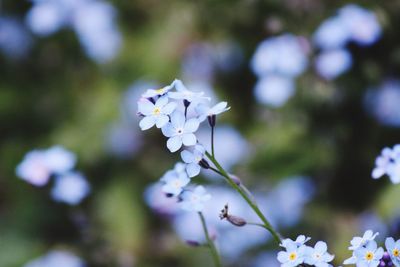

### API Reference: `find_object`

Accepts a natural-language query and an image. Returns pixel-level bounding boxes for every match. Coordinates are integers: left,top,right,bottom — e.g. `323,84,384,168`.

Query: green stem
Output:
205,151,282,245
198,212,223,267
211,126,215,157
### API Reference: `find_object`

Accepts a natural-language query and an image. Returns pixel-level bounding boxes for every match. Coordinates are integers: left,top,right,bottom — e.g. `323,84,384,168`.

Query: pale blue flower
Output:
281,235,311,249
168,79,210,102
254,75,295,107
313,16,351,50
353,240,384,267
385,237,400,266
51,172,90,205
314,49,352,80
181,145,206,177
349,230,379,250
16,146,76,186
195,102,231,122
338,4,381,46
251,34,308,78
277,241,307,267
180,185,211,212
364,80,400,128
143,182,180,216
161,169,190,197
304,241,334,267
0,16,32,59
24,250,85,267
372,146,398,181
142,82,175,98
161,111,200,152
106,121,142,158
138,96,177,130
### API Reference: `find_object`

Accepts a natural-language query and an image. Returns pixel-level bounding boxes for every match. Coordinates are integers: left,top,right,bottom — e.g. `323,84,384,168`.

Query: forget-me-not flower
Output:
168,79,209,103
352,240,384,267
304,241,335,267
277,240,307,267
253,75,295,107
180,185,211,212
195,102,231,122
385,237,400,266
138,96,177,130
142,81,175,98
161,111,200,152
314,49,352,80
181,145,206,178
349,230,379,250
51,172,90,205
161,169,190,197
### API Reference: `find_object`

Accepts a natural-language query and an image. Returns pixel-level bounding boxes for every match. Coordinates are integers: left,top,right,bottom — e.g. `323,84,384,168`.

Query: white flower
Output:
51,172,90,205
138,96,177,130
304,241,334,267
180,185,211,212
168,79,210,102
161,111,200,152
160,169,190,197
195,101,231,122
277,242,307,267
349,230,379,250
181,145,205,177
142,82,174,98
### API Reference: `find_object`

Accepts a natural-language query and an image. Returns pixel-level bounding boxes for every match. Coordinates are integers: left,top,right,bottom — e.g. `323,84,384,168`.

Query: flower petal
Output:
156,115,169,128
155,96,169,107
182,133,196,146
161,123,176,137
181,150,195,164
163,102,177,115
139,116,156,130
170,111,185,128
186,163,201,178
138,99,154,115
167,136,183,152
184,119,200,133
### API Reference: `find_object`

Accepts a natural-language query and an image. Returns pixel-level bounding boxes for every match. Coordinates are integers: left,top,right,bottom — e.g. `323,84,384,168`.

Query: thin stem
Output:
211,126,215,157
246,222,269,229
205,151,282,245
198,212,222,267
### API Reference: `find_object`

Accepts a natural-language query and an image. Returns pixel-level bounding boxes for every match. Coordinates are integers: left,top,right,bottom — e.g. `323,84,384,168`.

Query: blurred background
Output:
1,0,400,266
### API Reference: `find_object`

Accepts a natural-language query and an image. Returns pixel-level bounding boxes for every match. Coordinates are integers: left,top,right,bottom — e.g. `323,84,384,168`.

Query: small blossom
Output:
180,185,211,212
161,111,200,152
353,240,384,267
168,79,209,103
138,96,177,130
304,241,335,267
51,172,91,205
385,237,400,266
314,48,352,80
372,145,400,184
142,82,175,98
44,146,77,174
349,230,379,250
181,145,206,177
281,235,311,249
277,241,307,267
161,169,190,197
195,102,231,122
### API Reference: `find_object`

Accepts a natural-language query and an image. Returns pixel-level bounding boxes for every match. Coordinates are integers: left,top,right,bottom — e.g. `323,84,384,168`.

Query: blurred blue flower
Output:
364,80,400,127
16,146,76,186
51,172,90,205
105,121,142,158
180,185,211,212
313,17,351,50
314,49,352,80
160,167,190,197
262,177,315,228
0,16,32,59
339,4,382,46
251,34,308,78
143,182,180,216
181,144,206,178
26,0,122,63
254,75,295,107
24,250,85,267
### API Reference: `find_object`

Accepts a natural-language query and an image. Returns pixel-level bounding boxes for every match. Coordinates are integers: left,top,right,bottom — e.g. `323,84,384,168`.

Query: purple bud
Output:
383,252,391,262
183,99,191,108
208,115,216,127
227,215,247,227
380,260,386,267
199,159,210,169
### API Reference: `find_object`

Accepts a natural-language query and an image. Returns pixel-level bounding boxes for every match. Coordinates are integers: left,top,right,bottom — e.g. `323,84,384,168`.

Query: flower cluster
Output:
343,230,400,267
138,79,230,212
251,34,308,107
26,0,121,63
277,235,334,267
372,145,400,184
313,4,381,80
16,146,90,205
24,250,85,267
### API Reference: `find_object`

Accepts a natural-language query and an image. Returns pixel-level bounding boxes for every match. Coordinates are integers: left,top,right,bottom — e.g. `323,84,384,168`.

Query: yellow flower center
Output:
155,88,164,94
153,107,161,115
365,252,374,261
289,252,297,261
394,249,399,257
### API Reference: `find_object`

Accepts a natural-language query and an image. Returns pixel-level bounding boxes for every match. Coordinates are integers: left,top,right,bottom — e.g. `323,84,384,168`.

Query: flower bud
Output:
208,115,216,127
219,204,247,227
229,174,241,185
183,99,191,108
199,159,210,169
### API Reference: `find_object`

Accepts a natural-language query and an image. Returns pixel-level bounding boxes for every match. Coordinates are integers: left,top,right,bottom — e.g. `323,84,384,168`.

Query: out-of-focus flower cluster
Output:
313,4,381,80
137,79,230,212
0,16,32,59
251,34,309,107
16,146,90,205
372,144,400,184
24,250,85,267
26,0,122,63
